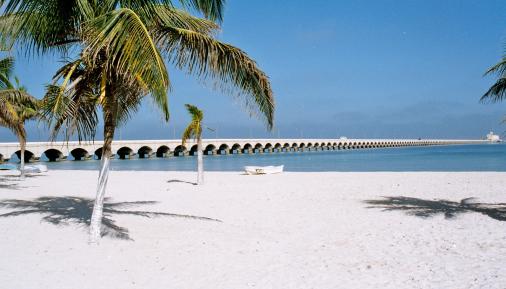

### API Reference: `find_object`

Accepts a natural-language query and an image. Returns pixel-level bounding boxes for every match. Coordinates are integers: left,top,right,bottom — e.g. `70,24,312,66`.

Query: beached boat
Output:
244,165,284,175
24,164,48,174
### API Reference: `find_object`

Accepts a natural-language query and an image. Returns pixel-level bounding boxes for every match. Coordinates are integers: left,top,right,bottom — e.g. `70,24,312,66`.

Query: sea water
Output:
41,144,506,172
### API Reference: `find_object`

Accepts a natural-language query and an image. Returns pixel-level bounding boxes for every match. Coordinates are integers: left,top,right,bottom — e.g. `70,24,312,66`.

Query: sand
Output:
0,170,505,289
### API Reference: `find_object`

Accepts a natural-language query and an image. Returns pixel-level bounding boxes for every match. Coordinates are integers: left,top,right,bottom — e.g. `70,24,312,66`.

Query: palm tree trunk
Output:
16,126,26,180
89,108,116,244
18,136,25,180
197,136,204,185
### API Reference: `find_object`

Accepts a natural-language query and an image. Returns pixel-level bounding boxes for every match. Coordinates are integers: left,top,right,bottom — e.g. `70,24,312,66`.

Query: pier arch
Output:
254,143,263,153
13,150,35,163
69,148,89,161
94,148,103,160
156,145,171,158
117,147,134,159
218,144,229,155
43,149,64,162
242,143,253,154
138,146,153,159
205,144,217,155
231,143,241,154
174,145,187,156
264,143,273,152
190,145,199,156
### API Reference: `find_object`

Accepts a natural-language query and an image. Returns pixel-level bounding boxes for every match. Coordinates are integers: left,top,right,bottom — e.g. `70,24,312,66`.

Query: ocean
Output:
39,143,506,172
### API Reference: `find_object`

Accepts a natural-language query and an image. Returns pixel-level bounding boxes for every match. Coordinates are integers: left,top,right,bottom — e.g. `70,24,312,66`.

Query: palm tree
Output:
0,1,274,243
182,104,204,184
0,56,39,178
482,56,506,103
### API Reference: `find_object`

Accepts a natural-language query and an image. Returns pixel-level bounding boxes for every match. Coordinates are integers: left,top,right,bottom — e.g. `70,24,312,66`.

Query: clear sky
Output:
2,0,506,141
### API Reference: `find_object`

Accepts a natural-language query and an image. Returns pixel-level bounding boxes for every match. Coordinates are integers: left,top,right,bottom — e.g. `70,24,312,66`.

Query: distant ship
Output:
486,131,502,142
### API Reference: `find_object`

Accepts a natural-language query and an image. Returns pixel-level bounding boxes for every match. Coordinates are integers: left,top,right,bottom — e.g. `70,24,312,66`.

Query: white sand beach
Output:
1,170,505,289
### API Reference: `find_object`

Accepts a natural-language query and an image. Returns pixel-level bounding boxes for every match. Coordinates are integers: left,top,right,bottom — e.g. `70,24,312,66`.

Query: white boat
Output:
24,164,48,174
244,165,284,175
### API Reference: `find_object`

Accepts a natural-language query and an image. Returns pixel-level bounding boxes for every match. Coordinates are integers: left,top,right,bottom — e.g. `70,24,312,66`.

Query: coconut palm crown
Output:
182,104,203,146
0,56,40,178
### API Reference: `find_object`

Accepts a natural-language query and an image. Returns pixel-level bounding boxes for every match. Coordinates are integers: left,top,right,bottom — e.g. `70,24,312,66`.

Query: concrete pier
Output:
0,138,489,162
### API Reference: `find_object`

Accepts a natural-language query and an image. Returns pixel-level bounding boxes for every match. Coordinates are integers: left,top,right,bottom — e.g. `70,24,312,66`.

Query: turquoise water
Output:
41,144,506,172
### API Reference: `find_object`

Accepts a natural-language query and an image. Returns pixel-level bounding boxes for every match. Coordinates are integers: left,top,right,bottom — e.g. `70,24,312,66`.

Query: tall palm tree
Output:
482,57,506,103
0,1,274,243
182,104,204,184
0,56,39,178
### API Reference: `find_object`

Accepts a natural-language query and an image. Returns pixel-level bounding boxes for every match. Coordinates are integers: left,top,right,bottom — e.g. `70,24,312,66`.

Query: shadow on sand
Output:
364,196,506,222
167,179,197,186
0,182,23,190
0,196,221,240
0,175,40,190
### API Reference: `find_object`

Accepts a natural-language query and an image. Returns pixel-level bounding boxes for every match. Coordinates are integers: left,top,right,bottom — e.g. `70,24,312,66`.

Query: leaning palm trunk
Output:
197,137,204,185
89,110,115,244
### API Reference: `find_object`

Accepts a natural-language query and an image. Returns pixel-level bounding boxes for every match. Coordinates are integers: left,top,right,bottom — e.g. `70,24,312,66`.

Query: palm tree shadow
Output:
0,196,221,240
167,179,197,186
0,177,30,190
0,175,41,189
0,183,23,190
364,196,506,222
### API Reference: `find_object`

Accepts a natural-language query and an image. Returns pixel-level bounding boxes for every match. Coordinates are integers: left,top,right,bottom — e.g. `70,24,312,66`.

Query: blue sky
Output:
2,0,506,141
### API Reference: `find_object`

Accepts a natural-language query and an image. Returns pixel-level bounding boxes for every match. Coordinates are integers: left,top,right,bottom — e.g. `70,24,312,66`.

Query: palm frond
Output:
178,0,225,22
185,103,203,121
0,0,90,54
82,8,170,121
0,89,39,141
43,59,100,142
0,94,22,132
181,123,196,146
0,56,14,77
182,103,202,145
147,6,219,34
482,54,506,103
484,58,506,77
0,56,14,89
43,84,99,142
0,89,39,109
156,27,274,128
481,77,506,103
